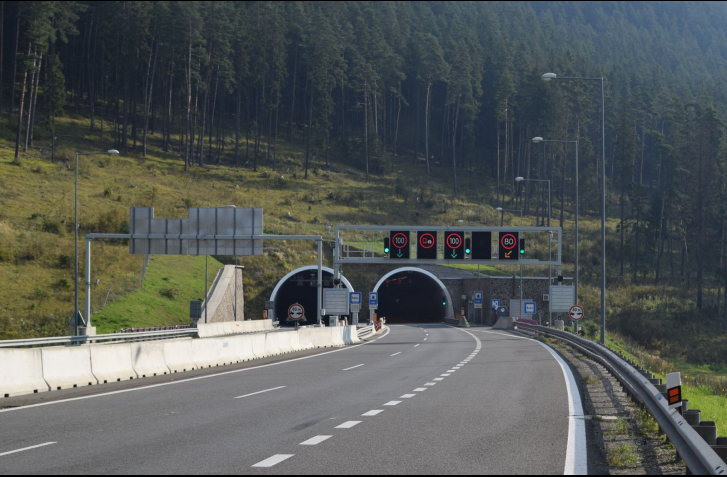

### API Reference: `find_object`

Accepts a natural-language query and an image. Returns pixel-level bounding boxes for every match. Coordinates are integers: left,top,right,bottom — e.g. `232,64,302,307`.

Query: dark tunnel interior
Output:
377,271,447,324
274,270,342,326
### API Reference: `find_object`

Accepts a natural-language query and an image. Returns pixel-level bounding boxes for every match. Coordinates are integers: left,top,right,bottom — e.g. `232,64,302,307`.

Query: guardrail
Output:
357,325,375,339
516,324,727,475
0,329,198,348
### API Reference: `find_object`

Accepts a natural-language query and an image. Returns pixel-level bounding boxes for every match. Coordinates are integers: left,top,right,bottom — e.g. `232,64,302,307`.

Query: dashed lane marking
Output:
424,382,436,386
342,364,364,371
252,454,295,468
400,394,416,399
362,410,384,417
390,352,402,357
413,388,427,392
433,378,444,381
384,401,401,406
235,386,286,399
0,442,56,457
300,436,332,446
335,421,361,429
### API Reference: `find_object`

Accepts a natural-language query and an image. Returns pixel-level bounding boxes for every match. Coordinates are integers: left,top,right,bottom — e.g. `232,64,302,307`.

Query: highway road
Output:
0,324,586,474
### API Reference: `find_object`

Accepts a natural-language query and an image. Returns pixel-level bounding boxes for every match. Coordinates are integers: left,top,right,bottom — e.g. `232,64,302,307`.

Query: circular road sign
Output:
446,233,462,248
288,303,305,321
569,305,584,322
500,233,517,250
419,233,435,249
392,233,409,249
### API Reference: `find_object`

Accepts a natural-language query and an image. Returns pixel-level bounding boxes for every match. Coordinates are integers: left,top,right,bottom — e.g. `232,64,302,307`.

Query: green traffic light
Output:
520,249,525,254
465,248,471,254
384,247,390,253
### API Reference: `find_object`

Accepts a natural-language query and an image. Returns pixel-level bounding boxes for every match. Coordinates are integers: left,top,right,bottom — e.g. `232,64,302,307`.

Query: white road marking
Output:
0,442,56,457
424,382,436,386
390,352,402,357
413,388,427,392
461,328,588,475
384,401,401,406
400,394,416,398
433,378,444,381
0,327,393,415
447,369,457,373
440,373,451,377
362,410,384,417
413,344,420,348
234,386,286,399
300,436,332,446
453,366,461,369
423,338,427,341
343,364,364,371
252,454,295,468
336,421,361,429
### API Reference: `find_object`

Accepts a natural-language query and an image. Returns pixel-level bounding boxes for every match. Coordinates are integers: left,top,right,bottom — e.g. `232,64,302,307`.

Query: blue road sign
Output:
490,299,500,309
369,292,379,307
474,291,484,305
350,292,362,305
524,302,537,314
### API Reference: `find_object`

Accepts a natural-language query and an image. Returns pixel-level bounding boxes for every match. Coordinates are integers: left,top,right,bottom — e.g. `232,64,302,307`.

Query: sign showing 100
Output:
390,231,411,259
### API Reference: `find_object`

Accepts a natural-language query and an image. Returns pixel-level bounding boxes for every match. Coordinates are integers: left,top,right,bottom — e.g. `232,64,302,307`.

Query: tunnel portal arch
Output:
373,267,455,323
270,266,354,325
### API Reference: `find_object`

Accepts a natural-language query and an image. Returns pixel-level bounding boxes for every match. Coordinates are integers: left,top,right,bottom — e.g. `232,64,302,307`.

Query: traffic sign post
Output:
524,302,537,315
350,292,362,324
666,372,683,411
368,292,379,325
445,232,465,260
390,231,410,259
474,291,483,308
569,305,584,322
417,231,437,259
490,299,500,309
288,303,305,323
498,232,519,261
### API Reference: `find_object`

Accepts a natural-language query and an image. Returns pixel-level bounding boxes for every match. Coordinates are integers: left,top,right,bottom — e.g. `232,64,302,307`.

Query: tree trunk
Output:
207,70,219,164
452,95,461,198
27,52,42,149
185,26,193,171
304,76,313,179
424,79,431,175
364,83,369,181
655,191,666,285
288,47,297,142
143,39,157,157
393,95,401,171
14,43,31,162
0,2,5,115
9,10,18,115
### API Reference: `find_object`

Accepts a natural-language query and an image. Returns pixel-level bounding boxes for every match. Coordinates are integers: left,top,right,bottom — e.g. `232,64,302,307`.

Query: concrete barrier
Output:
192,338,239,368
131,342,170,378
298,329,314,350
264,332,282,356
163,339,198,373
344,326,361,345
263,319,274,331
288,331,302,352
0,348,49,397
554,320,565,330
90,343,137,384
312,328,333,348
493,317,514,330
231,335,255,362
277,332,293,354
42,346,98,390
251,334,267,358
253,320,264,332
331,327,346,347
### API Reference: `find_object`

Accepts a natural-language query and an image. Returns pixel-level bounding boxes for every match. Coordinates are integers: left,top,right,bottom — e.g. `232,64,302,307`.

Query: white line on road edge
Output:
342,364,364,371
470,329,588,475
300,436,332,446
335,421,361,429
362,410,384,417
252,454,295,468
0,327,392,415
234,386,286,399
390,352,402,356
0,442,56,457
384,401,401,406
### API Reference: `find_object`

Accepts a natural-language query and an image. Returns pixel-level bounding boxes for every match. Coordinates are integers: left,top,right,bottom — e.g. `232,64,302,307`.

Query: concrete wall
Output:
199,265,244,324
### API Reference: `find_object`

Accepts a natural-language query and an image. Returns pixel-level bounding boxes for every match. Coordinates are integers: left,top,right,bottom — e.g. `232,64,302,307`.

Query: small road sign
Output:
369,292,379,309
524,302,537,314
666,372,683,409
569,305,584,321
474,291,483,304
490,299,500,309
288,303,305,321
350,292,362,305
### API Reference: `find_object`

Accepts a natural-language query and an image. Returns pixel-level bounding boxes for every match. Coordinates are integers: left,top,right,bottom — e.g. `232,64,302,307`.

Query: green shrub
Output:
42,218,62,235
0,248,12,262
159,287,178,300
57,254,72,269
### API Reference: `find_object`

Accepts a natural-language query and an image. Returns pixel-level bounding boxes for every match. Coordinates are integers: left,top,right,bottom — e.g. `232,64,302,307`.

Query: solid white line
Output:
362,410,384,417
252,454,295,468
300,436,332,446
234,386,286,399
390,352,402,357
384,401,401,406
335,421,361,429
468,329,588,475
343,364,364,371
0,442,56,457
400,394,416,398
0,327,393,415
413,388,427,392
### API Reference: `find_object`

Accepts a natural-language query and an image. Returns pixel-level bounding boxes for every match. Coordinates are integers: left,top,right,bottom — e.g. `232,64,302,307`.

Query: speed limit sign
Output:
569,305,584,322
288,303,305,321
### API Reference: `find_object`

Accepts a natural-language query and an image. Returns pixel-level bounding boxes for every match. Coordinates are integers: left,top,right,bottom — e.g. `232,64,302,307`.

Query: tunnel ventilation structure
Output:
270,266,354,326
373,267,454,324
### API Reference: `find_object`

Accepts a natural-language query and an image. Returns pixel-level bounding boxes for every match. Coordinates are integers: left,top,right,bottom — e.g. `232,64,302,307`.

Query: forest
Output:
4,0,727,329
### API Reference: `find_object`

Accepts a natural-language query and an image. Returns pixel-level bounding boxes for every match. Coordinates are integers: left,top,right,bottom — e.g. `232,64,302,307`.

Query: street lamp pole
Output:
74,149,119,336
543,73,606,344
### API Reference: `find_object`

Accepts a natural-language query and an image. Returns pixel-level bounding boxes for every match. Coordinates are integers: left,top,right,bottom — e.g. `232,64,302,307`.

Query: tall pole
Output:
74,153,80,336
205,255,208,324
317,239,323,326
600,79,606,345
574,140,579,334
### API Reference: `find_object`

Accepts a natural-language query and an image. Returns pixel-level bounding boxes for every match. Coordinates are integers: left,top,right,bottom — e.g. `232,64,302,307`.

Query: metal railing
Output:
0,329,198,348
357,325,375,338
517,324,727,475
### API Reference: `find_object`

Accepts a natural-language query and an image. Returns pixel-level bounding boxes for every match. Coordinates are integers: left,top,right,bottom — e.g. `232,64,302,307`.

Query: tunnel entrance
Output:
375,268,453,324
270,266,354,327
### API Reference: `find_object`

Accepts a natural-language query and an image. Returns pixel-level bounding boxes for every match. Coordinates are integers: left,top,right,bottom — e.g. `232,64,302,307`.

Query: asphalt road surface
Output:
0,325,586,475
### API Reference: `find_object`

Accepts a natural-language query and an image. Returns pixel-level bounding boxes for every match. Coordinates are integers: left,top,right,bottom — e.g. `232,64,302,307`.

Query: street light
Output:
533,136,580,334
515,176,550,227
542,72,607,345
496,207,523,226
73,149,119,336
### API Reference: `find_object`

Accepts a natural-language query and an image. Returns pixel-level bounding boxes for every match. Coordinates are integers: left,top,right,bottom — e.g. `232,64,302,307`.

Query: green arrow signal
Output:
451,252,458,259
397,250,404,258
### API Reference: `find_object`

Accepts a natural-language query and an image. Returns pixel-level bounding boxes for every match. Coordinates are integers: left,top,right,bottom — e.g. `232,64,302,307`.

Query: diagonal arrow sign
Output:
505,251,512,258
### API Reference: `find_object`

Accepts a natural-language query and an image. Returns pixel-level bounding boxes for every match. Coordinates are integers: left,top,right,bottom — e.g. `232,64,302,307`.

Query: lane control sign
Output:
569,305,585,321
390,231,410,259
499,232,519,261
288,303,305,322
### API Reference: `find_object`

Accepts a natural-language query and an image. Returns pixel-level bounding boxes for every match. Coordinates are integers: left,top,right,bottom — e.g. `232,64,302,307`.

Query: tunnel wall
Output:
269,266,354,322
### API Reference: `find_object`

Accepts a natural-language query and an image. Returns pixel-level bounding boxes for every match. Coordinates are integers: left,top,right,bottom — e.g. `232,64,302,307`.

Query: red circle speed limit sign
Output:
500,233,517,250
569,305,584,321
446,233,462,248
288,303,305,321
392,233,409,249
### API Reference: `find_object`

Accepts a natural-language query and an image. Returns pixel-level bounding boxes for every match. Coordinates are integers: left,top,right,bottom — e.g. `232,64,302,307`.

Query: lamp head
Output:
107,149,120,154
496,207,503,211
532,137,543,143
515,177,524,182
542,73,557,81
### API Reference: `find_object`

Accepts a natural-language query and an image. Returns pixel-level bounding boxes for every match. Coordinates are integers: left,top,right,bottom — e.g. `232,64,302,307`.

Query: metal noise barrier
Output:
0,329,198,349
517,324,727,476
